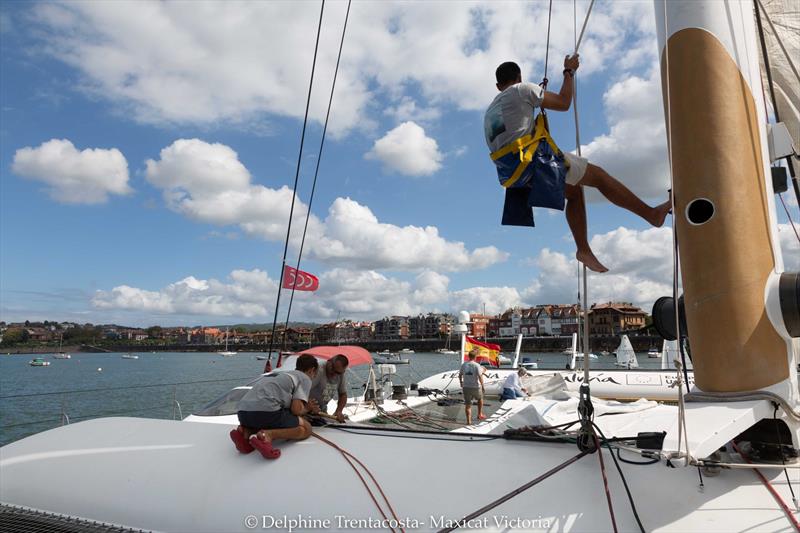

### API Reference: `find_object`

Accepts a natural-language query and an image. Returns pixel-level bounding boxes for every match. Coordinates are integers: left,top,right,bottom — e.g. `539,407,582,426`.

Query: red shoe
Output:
229,429,254,454
250,435,281,460
478,414,487,420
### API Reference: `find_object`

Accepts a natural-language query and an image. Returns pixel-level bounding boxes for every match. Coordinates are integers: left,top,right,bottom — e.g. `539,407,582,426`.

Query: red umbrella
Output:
296,345,373,366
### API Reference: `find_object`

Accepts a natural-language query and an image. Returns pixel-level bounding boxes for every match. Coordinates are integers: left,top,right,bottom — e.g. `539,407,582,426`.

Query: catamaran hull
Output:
0,417,795,532
417,368,694,401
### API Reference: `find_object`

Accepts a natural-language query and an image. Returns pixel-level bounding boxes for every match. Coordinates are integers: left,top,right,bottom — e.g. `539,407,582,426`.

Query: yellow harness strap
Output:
490,114,563,189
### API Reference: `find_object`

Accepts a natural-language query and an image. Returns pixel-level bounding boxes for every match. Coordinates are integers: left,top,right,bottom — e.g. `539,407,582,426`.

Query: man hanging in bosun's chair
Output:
484,55,671,273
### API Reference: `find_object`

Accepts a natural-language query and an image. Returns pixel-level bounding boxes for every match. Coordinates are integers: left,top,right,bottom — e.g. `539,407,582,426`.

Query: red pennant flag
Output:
282,266,319,291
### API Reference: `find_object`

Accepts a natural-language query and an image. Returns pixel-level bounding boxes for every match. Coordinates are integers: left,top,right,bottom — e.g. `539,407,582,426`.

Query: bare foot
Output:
576,249,609,273
648,192,673,227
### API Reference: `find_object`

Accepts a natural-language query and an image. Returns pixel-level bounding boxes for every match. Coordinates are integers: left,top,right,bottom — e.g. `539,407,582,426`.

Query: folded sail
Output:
757,0,799,174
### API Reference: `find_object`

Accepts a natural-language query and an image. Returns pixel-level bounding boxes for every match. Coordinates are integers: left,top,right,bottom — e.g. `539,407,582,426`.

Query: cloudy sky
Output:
1,0,797,327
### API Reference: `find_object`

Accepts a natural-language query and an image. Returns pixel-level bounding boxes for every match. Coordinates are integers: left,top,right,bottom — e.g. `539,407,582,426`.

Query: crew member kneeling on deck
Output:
229,354,320,459
500,368,529,400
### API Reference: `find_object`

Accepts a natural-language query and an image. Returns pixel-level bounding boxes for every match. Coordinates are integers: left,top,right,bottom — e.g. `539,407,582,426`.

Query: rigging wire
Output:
541,0,553,89
731,440,800,530
592,422,646,533
281,0,353,352
266,0,326,366
661,0,692,467
594,434,619,533
779,193,800,246
772,404,799,509
569,0,596,455
0,375,260,400
436,449,592,533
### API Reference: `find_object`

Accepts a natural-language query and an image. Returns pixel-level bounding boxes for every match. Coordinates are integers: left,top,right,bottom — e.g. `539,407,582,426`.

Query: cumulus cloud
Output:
26,1,657,135
93,267,452,320
93,269,278,318
522,227,676,312
145,138,507,272
314,197,507,270
12,139,132,204
365,122,443,176
449,287,523,316
581,70,670,202
779,223,800,269
384,97,442,124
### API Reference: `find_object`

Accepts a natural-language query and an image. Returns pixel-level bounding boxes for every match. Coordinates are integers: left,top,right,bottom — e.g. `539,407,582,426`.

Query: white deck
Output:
1,416,798,532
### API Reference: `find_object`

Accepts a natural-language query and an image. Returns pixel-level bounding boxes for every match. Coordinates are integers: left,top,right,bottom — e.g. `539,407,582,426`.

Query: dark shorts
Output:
237,409,299,430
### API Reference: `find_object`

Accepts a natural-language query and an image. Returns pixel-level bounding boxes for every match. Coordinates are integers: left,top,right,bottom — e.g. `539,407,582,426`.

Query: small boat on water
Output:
52,334,71,359
29,357,50,367
434,348,458,355
121,353,139,360
373,354,410,365
614,335,639,369
255,355,267,360
647,346,660,358
376,349,395,356
398,348,414,354
216,328,237,357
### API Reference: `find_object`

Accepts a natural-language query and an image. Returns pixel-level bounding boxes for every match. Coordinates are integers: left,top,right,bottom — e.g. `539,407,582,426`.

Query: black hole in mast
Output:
686,198,715,225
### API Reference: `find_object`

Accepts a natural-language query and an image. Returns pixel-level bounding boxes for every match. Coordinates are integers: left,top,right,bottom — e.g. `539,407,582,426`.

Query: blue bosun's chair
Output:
490,113,569,227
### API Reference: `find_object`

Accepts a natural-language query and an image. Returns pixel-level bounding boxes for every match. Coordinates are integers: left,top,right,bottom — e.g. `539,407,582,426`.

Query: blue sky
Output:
1,0,797,328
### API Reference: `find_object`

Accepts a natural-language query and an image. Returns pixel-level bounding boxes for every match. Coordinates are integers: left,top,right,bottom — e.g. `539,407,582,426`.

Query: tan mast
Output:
656,1,797,394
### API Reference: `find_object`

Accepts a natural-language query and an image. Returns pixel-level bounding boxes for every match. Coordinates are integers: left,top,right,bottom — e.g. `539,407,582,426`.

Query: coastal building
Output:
588,302,648,335
552,305,580,335
496,309,522,337
189,327,221,344
25,327,54,342
408,313,453,338
352,322,374,341
373,316,409,339
467,313,490,338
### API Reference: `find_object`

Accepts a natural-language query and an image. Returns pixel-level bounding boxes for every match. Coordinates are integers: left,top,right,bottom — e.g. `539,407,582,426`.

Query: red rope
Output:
731,441,800,531
594,435,619,533
311,432,405,533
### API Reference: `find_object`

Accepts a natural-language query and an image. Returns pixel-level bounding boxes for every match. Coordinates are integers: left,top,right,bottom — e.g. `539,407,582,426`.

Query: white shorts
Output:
564,152,589,186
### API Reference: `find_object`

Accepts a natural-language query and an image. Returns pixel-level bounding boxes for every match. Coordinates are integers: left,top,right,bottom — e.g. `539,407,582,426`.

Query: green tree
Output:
1,328,29,347
146,326,163,339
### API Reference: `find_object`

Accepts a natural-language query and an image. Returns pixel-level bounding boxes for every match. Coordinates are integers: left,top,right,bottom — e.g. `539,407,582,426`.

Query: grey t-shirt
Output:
460,361,484,389
237,370,311,412
309,363,347,408
484,82,545,152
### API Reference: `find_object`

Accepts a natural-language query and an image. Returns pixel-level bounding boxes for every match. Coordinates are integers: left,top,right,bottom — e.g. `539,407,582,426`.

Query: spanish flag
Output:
464,336,501,368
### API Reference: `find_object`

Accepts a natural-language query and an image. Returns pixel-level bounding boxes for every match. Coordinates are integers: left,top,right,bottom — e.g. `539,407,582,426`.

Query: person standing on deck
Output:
459,349,487,424
308,354,349,423
484,57,672,272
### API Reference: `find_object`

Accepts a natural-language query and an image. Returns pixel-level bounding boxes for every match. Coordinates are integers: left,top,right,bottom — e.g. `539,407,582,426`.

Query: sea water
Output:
0,350,663,446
